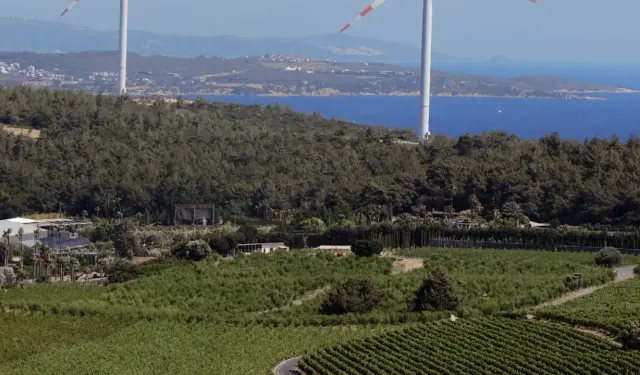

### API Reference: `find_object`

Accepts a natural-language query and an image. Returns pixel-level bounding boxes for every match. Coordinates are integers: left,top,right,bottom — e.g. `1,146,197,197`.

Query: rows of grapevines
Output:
540,277,640,332
0,315,400,375
299,318,640,375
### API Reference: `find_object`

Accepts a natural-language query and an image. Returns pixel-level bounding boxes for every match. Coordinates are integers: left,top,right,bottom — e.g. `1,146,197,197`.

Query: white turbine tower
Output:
339,0,537,140
60,0,129,95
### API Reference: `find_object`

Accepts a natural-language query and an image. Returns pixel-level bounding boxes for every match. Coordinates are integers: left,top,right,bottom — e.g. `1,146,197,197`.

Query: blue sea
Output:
195,62,640,140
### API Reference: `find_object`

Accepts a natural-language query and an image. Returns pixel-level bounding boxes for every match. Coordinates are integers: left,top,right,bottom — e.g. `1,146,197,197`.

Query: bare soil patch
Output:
2,125,41,139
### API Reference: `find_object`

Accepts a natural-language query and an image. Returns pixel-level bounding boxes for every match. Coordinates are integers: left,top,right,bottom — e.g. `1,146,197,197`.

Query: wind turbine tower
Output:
339,0,537,141
118,0,129,94
419,0,433,141
60,0,129,94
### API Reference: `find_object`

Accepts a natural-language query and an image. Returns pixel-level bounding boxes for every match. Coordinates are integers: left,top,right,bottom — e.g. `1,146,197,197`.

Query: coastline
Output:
137,91,611,101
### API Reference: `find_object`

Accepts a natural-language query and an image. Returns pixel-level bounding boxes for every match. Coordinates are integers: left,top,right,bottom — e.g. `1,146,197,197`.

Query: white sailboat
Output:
498,100,502,113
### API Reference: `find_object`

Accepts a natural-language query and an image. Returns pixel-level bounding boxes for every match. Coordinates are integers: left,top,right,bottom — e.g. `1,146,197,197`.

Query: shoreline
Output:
136,92,617,101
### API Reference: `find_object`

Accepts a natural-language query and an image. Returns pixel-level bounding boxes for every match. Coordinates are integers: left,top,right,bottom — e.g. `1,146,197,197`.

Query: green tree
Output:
412,268,461,312
351,240,383,257
113,220,140,259
174,240,212,261
320,278,381,315
594,247,623,268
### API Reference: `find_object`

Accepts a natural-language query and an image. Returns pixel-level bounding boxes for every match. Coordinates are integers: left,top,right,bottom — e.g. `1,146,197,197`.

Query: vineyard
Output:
299,318,640,375
1,247,638,374
0,315,399,375
0,248,619,323
540,277,640,332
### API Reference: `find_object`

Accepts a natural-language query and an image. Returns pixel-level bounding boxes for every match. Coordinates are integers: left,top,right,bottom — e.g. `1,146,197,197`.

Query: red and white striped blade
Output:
60,0,80,17
339,0,537,33
339,0,387,33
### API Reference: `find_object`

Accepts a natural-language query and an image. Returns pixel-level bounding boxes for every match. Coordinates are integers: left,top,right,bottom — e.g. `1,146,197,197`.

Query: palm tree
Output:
502,201,525,227
1,230,9,267
33,228,40,279
17,227,24,272
55,256,69,282
69,252,80,282
40,245,53,282
3,228,12,267
394,213,418,232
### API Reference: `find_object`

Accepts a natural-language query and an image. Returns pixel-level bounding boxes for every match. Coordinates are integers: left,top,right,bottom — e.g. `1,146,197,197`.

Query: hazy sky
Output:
4,0,640,62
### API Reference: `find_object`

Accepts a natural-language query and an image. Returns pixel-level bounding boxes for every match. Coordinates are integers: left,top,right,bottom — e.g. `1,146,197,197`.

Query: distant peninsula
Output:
0,51,631,100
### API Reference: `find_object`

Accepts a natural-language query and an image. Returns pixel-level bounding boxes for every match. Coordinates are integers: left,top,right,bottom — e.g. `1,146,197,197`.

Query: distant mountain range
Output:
0,17,469,63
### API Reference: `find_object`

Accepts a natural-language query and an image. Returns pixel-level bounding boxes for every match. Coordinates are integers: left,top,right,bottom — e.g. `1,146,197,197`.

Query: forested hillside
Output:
0,86,638,225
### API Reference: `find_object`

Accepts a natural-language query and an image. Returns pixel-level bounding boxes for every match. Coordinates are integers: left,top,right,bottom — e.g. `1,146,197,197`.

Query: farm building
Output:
0,217,49,244
236,242,289,254
0,217,91,252
174,204,216,225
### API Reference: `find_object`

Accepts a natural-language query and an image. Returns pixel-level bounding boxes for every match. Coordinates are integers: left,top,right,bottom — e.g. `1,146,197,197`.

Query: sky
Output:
3,0,640,62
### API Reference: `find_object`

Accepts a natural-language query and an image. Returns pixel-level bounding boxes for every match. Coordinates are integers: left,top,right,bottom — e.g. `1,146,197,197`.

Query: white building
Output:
0,218,48,244
236,242,289,254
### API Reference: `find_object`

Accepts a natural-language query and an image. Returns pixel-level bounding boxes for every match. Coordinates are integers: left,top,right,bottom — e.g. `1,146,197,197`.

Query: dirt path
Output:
535,265,636,309
258,286,330,315
290,286,331,307
381,252,424,274
574,327,620,344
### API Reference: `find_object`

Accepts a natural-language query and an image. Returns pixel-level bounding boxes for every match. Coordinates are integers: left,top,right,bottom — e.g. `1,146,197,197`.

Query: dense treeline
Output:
0,86,639,226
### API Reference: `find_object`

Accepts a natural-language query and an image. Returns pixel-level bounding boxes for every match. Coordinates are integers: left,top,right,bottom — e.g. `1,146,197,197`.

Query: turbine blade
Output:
339,0,387,32
60,0,80,17
340,23,352,33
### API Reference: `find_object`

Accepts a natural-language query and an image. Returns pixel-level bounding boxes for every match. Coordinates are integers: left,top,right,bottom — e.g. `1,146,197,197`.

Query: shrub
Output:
594,247,623,268
89,221,115,243
237,225,260,243
298,217,326,233
564,275,582,291
207,233,236,256
634,266,640,275
619,324,640,350
174,240,212,261
351,240,383,257
412,268,461,312
105,259,142,284
0,266,16,288
141,232,164,248
320,278,381,315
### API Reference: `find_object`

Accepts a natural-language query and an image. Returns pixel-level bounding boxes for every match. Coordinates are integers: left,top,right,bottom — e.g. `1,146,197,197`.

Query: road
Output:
273,357,301,375
535,265,636,309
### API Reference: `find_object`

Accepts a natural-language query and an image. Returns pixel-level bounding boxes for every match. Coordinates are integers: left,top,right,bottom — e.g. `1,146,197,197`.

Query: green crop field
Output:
0,248,617,323
1,247,637,374
540,277,640,332
0,315,399,375
299,318,640,375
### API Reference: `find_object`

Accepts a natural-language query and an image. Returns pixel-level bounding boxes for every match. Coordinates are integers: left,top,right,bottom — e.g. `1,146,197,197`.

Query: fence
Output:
258,227,640,254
